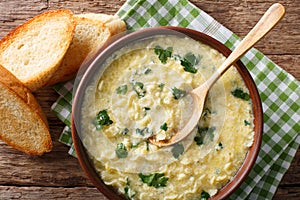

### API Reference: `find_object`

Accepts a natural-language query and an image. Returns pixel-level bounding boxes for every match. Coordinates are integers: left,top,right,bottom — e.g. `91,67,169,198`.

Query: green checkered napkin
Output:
51,0,300,199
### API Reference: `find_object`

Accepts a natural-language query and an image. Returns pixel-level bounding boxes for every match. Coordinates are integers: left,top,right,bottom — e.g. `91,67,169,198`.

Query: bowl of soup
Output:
71,26,263,200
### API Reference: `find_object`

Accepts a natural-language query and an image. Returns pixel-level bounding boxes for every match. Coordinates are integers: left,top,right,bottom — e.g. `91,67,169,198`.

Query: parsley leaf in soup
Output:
116,84,128,95
231,88,250,101
145,141,150,151
215,142,224,151
194,126,216,146
202,107,212,119
136,128,144,136
143,107,151,113
158,83,165,91
160,122,168,131
94,110,113,130
143,107,150,116
185,52,200,65
124,186,135,199
144,68,152,74
154,46,173,64
115,143,128,158
172,87,187,100
132,82,146,98
171,143,184,159
121,128,129,135
124,178,136,199
139,173,169,188
143,107,151,111
124,181,135,199
136,127,152,137
180,52,200,73
200,191,211,200
244,119,251,126
194,136,204,146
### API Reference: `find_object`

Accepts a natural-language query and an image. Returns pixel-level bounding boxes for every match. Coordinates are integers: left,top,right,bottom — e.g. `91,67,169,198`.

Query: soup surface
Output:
80,35,254,199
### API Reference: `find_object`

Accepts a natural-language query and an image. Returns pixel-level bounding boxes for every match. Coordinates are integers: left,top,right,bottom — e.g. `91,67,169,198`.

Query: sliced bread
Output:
0,64,52,155
77,13,127,35
0,9,76,91
46,14,126,86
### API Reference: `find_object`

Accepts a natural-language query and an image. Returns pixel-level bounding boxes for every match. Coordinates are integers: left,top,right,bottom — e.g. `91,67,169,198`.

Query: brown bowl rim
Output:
71,26,263,200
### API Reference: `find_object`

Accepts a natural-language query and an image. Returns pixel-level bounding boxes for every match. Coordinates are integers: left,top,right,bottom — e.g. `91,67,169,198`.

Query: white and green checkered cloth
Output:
51,0,300,199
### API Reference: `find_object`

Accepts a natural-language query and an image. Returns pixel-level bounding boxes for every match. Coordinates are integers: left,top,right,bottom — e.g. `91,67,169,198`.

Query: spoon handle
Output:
205,3,285,89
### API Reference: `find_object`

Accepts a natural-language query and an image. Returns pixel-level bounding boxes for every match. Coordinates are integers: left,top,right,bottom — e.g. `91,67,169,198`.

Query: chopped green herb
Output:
185,52,200,65
131,142,140,149
143,107,151,111
136,127,152,136
200,191,211,200
215,142,224,151
121,128,129,135
139,173,169,188
202,107,212,120
116,84,128,95
154,46,173,64
124,187,130,198
231,88,250,101
115,143,128,158
124,178,136,199
194,136,204,146
171,143,184,159
158,83,165,91
180,53,200,73
181,59,197,73
132,82,146,98
126,177,130,185
144,68,152,74
136,128,144,136
146,141,150,151
172,87,187,99
244,119,251,126
143,107,151,116
94,110,113,130
194,126,216,146
160,122,168,131
218,142,223,148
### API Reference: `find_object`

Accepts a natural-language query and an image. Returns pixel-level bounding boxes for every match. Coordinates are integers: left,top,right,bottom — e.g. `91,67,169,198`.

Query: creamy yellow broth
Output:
80,35,254,199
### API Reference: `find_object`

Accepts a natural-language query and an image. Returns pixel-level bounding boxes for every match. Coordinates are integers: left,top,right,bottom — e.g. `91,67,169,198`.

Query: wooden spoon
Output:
149,3,285,147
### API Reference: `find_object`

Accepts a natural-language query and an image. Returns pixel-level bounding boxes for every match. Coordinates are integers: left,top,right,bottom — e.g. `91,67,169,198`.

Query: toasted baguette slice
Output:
77,13,127,35
46,14,126,86
0,9,76,91
0,65,52,155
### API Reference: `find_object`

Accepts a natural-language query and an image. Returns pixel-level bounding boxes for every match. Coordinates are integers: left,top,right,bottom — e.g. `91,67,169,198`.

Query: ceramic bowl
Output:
71,26,263,200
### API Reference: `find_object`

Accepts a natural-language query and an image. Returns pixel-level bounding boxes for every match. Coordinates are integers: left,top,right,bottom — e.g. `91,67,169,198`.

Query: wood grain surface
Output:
0,0,299,199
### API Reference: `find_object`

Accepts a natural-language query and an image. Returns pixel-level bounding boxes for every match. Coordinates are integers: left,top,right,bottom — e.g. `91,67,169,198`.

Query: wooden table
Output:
0,0,299,199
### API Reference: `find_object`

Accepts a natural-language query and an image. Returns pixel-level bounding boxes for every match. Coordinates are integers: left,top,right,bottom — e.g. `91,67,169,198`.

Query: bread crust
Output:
46,14,126,86
46,16,108,85
0,65,48,126
77,13,127,35
0,65,52,155
0,9,76,91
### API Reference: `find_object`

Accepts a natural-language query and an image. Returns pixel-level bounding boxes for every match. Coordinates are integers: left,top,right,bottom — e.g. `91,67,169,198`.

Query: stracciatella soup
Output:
80,35,254,200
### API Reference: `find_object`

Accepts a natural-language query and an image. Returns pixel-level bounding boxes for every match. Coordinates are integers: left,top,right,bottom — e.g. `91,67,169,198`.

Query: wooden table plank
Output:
0,186,107,200
0,0,299,199
190,0,300,55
